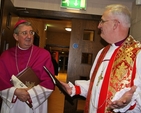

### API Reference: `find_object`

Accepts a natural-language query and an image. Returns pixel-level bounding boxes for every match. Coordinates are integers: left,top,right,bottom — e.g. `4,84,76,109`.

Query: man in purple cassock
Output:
0,19,55,113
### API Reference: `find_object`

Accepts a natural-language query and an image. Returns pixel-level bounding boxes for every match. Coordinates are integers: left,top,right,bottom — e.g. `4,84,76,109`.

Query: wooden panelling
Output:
0,0,18,54
0,0,18,109
67,19,104,82
64,19,106,113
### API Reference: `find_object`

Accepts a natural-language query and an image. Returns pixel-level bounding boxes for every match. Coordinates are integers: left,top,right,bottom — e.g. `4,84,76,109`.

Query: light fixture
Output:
65,28,71,31
44,24,48,31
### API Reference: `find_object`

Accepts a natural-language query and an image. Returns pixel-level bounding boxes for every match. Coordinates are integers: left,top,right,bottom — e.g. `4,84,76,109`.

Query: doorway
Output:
58,54,68,73
45,19,71,73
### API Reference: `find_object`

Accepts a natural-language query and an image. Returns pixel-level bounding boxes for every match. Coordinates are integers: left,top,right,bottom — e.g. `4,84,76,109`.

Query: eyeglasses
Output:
18,31,35,36
99,19,120,24
99,19,109,24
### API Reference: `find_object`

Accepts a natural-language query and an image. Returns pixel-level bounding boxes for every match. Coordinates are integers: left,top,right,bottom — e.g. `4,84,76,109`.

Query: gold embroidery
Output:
25,81,35,88
104,36,141,113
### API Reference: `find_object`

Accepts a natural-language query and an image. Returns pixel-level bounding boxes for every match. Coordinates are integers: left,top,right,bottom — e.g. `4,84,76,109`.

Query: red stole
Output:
84,45,111,113
97,47,119,113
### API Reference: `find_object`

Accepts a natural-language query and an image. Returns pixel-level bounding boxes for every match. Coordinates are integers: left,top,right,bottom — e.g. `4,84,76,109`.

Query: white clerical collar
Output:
111,43,117,47
17,44,31,50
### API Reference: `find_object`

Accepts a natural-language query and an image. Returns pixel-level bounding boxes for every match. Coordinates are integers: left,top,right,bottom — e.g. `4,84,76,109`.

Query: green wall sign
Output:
61,0,86,10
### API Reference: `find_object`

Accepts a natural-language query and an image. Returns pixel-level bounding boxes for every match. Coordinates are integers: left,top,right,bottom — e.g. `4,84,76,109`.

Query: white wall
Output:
12,0,134,15
131,1,141,41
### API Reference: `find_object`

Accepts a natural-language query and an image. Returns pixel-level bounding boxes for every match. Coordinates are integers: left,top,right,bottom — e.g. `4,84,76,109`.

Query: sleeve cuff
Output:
68,82,81,96
75,85,81,95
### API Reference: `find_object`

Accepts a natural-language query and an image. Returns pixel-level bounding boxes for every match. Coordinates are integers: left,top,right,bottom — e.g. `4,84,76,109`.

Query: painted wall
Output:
12,0,134,15
131,1,141,41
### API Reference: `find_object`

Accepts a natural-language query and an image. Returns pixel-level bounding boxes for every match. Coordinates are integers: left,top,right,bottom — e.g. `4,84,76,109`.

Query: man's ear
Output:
13,34,18,41
113,20,119,30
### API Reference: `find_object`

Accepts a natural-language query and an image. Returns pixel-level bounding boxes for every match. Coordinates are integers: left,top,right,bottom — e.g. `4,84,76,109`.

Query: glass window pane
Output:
81,53,93,65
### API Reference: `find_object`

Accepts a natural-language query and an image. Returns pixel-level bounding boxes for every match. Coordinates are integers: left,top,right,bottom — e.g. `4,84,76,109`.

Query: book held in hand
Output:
16,67,40,88
11,67,40,108
43,66,73,104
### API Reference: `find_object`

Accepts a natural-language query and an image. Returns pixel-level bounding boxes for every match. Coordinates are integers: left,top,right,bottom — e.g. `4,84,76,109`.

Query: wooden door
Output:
0,0,18,54
0,0,19,109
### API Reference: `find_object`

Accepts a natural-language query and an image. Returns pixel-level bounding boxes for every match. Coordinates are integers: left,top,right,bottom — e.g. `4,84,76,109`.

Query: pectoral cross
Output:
96,73,103,86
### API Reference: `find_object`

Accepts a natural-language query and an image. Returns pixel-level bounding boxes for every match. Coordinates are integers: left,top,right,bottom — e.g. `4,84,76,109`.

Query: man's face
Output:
14,25,34,49
98,10,116,44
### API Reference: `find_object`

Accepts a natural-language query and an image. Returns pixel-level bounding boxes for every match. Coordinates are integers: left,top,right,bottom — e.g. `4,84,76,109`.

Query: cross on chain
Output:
96,73,103,86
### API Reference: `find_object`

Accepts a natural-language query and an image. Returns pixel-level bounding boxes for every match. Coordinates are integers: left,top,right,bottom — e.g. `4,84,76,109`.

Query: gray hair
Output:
105,4,131,28
14,22,32,34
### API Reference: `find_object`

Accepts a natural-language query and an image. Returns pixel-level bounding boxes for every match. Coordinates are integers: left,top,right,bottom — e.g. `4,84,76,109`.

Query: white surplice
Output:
0,85,53,113
71,44,141,113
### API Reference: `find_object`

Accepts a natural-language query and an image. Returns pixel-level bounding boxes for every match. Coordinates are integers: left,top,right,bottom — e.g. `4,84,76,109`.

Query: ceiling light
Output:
65,28,71,31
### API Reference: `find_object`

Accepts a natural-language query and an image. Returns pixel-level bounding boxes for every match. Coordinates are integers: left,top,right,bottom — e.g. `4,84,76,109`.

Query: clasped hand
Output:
14,88,31,102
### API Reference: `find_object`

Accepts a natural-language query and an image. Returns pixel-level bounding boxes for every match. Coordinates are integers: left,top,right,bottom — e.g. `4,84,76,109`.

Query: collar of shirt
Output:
114,38,127,46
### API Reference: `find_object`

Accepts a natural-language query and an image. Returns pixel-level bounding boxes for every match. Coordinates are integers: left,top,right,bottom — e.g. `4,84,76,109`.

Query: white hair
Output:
105,4,131,28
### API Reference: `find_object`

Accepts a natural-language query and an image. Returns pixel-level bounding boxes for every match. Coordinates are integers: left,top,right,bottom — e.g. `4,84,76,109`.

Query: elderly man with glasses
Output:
0,20,55,113
61,4,141,113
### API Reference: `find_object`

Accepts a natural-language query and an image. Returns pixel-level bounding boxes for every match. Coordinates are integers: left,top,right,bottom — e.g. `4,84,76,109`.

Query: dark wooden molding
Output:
15,7,101,21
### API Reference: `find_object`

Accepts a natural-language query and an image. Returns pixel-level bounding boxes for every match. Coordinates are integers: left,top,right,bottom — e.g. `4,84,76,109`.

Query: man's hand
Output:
108,85,137,109
14,88,31,102
60,81,72,95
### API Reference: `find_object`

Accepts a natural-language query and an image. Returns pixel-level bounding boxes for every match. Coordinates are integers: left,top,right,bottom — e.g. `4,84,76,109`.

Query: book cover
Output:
11,67,40,108
43,66,73,105
17,67,40,88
